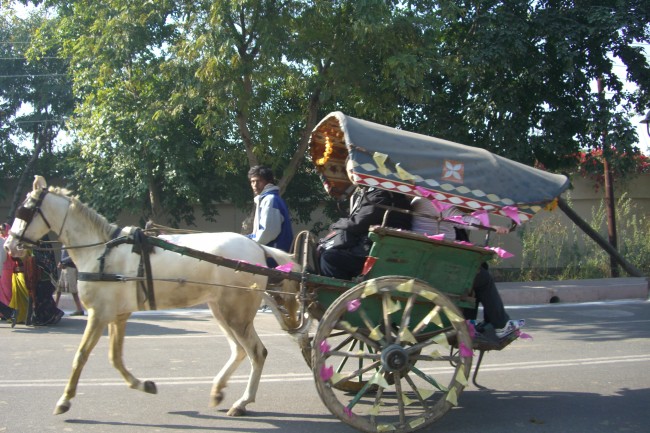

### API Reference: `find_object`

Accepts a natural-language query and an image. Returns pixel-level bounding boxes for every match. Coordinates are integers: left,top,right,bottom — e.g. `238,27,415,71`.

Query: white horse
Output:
4,175,301,417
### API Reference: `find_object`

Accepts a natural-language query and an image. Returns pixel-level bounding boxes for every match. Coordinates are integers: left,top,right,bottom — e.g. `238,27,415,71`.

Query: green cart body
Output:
311,227,494,331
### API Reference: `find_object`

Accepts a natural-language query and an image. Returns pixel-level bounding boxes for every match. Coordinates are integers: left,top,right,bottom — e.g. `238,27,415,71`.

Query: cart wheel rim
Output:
312,276,473,433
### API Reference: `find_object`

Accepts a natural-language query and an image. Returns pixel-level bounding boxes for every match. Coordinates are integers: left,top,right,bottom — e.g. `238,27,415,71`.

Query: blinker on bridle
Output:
10,189,56,247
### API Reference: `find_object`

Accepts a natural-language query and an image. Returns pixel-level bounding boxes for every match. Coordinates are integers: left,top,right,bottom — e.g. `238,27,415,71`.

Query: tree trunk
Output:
597,77,619,278
7,130,45,223
603,158,619,277
277,89,322,194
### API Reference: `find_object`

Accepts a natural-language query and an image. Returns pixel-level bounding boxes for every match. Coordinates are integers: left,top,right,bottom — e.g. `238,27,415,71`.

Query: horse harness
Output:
11,188,157,311
11,189,67,247
77,228,157,311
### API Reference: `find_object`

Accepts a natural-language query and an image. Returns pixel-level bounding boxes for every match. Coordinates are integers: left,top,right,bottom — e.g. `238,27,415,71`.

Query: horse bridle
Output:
10,189,70,247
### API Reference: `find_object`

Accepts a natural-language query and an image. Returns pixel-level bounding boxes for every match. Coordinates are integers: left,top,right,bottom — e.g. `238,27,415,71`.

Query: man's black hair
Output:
247,165,275,183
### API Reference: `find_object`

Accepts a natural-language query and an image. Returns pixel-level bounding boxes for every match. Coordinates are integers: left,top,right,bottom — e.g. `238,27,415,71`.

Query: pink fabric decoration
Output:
447,215,468,225
517,331,533,340
454,241,474,246
275,262,294,272
485,246,514,259
502,206,522,225
470,209,490,226
320,365,334,381
415,186,433,197
466,320,476,339
347,299,361,312
431,199,452,212
426,234,446,241
344,406,354,418
459,342,473,357
319,339,331,355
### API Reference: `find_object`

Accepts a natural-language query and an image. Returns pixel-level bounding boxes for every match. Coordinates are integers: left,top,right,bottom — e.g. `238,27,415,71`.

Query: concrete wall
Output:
479,173,650,269
2,173,648,270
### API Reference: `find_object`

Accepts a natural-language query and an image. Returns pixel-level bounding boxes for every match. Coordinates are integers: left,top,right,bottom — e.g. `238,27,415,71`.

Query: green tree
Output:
7,0,649,234
0,6,74,221
404,0,649,172
36,0,444,226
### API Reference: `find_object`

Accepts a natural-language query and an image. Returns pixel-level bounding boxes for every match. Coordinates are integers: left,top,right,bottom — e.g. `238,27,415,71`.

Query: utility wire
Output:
0,73,68,77
0,57,65,60
11,119,66,124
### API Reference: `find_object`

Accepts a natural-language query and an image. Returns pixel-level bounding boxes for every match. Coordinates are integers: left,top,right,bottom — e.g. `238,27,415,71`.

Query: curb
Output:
498,277,650,305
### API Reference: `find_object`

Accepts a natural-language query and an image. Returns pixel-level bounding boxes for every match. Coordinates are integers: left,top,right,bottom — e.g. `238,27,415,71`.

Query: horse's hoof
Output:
227,406,246,417
210,392,224,407
53,402,71,415
143,380,157,394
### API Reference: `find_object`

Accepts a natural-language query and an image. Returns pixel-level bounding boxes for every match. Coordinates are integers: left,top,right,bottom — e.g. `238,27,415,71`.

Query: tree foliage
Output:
2,0,649,229
0,6,74,220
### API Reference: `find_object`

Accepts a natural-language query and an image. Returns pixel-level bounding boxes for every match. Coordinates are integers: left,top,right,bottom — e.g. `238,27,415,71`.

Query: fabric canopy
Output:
309,111,570,223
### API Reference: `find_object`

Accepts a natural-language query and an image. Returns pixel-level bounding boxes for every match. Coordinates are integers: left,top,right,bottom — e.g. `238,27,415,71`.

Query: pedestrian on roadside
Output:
55,248,84,316
246,165,293,253
0,242,16,326
1,223,13,308
0,299,17,327
10,255,31,325
27,237,64,326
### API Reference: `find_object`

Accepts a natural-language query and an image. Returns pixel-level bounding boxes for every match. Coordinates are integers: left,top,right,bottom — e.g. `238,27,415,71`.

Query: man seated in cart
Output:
411,196,524,339
318,158,412,280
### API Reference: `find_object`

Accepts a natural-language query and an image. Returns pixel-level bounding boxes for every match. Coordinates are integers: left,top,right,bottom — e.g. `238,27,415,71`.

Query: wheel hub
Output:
381,344,409,372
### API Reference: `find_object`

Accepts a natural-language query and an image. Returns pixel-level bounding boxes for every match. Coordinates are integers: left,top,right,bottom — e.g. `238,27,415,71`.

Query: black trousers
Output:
0,301,13,318
319,249,366,280
473,267,509,329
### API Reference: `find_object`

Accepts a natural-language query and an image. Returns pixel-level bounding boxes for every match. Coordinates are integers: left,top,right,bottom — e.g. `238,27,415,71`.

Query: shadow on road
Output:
4,311,218,337
59,387,648,433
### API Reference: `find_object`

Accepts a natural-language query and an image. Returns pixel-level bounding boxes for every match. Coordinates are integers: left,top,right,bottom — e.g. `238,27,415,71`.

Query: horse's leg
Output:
54,311,106,415
108,313,157,395
209,330,248,408
208,304,268,416
225,323,267,417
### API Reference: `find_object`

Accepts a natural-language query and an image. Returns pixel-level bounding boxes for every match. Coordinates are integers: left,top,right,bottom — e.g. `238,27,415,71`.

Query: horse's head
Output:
4,175,68,258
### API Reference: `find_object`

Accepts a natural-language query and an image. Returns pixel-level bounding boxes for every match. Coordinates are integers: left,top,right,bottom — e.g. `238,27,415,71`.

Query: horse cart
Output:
5,112,569,433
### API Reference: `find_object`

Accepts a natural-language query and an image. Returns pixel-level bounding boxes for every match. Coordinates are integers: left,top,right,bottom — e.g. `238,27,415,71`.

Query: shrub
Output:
515,193,649,281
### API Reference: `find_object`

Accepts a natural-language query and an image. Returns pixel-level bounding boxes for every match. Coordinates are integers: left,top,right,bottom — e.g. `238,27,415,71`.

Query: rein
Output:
18,240,111,252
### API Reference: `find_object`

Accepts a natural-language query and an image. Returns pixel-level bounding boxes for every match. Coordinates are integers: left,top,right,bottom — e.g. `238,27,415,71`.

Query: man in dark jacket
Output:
319,159,411,280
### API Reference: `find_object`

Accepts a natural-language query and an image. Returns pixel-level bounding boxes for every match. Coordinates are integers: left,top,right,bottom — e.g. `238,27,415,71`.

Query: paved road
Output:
2,299,650,433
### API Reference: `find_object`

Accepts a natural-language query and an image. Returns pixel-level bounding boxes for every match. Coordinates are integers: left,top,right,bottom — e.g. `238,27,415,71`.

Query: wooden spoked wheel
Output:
312,276,473,433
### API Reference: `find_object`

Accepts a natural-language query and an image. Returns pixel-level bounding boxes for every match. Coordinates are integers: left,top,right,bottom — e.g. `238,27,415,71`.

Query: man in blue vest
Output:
247,166,293,253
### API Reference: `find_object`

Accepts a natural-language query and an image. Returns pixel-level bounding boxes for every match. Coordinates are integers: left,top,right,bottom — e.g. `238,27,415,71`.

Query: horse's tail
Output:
259,245,301,271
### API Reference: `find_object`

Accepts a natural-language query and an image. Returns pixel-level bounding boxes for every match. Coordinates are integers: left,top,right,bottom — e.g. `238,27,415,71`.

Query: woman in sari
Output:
28,236,63,326
10,255,31,325
1,223,13,308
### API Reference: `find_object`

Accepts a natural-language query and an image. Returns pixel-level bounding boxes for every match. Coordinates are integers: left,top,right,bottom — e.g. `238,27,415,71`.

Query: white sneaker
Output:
495,319,525,338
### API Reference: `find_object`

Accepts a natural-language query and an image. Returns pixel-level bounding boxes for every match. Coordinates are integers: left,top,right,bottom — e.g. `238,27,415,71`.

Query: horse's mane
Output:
48,186,120,240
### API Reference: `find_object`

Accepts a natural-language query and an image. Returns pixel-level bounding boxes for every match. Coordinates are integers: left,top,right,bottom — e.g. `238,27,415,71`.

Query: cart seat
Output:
363,226,495,309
